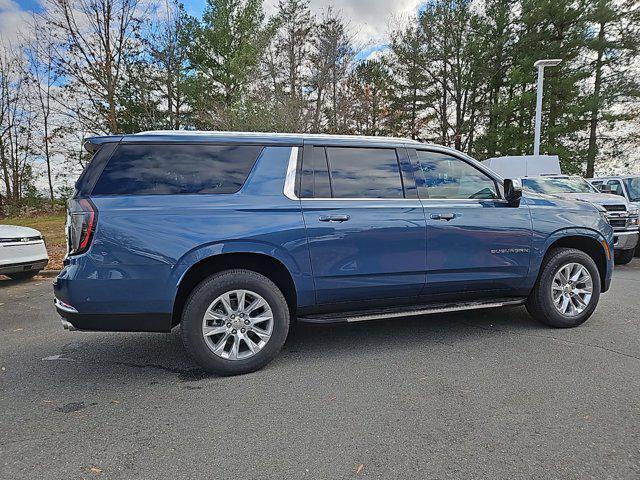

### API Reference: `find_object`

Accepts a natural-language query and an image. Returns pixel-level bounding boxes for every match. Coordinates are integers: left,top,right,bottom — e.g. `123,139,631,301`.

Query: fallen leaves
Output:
86,466,103,475
355,463,364,475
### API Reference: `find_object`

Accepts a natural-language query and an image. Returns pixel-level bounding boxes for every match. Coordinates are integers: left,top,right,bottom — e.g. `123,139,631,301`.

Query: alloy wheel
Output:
201,289,274,360
551,262,593,317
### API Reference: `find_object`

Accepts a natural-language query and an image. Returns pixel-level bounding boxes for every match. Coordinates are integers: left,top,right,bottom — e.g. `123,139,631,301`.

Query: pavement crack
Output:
463,322,640,361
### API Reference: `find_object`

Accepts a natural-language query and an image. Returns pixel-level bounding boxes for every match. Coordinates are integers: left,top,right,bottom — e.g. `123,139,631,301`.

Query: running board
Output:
298,298,527,324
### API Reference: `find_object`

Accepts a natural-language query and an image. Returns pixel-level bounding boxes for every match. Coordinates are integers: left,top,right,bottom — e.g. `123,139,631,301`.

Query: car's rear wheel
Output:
181,269,290,376
7,270,40,281
614,248,635,265
526,248,601,328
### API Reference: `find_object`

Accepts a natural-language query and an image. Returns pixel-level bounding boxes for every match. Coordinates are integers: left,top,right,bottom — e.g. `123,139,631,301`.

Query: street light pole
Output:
533,59,561,156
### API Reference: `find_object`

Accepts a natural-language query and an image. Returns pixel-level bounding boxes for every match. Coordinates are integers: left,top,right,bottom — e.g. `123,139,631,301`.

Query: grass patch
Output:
1,213,66,270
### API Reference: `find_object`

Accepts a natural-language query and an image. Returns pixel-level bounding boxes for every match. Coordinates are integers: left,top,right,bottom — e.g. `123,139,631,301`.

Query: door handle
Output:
430,213,457,221
318,214,350,223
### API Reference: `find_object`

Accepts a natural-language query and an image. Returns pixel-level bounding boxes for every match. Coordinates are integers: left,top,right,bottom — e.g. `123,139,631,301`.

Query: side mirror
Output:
504,178,523,207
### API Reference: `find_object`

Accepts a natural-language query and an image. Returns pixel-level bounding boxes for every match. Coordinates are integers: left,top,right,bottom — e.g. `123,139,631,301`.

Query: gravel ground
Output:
1,261,639,479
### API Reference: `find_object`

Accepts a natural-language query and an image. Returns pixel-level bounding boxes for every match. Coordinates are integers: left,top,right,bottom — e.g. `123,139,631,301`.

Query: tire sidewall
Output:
182,270,290,375
7,270,40,281
614,249,634,265
538,250,601,328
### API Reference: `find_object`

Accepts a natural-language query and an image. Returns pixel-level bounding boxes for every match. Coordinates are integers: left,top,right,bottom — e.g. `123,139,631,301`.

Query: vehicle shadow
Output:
42,305,543,385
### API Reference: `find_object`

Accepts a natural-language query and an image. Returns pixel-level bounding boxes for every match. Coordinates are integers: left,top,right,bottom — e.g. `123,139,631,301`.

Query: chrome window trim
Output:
283,146,299,200
284,144,507,203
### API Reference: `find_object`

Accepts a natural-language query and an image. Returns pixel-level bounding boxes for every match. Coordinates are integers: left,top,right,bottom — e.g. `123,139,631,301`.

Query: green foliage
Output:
185,0,273,129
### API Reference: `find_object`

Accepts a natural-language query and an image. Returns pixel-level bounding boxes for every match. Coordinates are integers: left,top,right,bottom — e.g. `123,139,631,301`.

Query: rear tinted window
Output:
300,146,331,198
92,144,262,195
326,147,404,198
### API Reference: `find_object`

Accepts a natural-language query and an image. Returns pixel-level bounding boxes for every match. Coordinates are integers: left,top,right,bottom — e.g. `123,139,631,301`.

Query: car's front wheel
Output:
181,269,290,376
526,248,601,328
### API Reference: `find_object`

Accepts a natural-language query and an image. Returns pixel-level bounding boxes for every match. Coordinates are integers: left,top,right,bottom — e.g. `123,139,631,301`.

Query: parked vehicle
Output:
519,175,638,265
54,132,614,375
0,225,48,280
590,176,640,257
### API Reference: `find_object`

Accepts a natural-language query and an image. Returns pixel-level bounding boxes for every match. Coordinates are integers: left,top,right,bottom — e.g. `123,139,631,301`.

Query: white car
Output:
0,225,49,280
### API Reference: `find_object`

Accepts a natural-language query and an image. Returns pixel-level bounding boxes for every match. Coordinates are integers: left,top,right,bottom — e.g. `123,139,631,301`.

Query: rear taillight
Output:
67,199,97,255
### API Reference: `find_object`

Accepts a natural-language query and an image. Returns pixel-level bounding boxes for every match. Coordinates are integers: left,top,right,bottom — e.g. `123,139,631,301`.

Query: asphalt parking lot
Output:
1,262,639,479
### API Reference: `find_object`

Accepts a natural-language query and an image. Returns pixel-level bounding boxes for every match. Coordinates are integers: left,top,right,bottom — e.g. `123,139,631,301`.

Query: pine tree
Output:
186,0,271,129
388,20,429,139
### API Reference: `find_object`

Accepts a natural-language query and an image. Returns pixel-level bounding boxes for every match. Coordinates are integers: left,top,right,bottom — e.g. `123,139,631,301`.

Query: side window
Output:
325,147,404,198
299,146,331,198
92,144,262,195
415,151,498,200
606,180,624,197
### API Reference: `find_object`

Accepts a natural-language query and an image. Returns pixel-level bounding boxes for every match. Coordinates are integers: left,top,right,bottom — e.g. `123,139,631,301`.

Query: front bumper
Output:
613,230,639,251
0,259,48,275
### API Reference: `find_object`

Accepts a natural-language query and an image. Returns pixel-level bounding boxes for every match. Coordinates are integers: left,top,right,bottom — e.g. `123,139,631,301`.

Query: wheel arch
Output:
541,230,610,290
171,251,298,327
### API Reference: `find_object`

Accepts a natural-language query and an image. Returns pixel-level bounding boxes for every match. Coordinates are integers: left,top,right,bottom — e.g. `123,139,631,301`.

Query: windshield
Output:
623,178,640,202
522,177,598,195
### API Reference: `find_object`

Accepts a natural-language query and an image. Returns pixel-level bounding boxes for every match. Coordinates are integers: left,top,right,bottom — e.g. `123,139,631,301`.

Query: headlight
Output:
628,206,639,225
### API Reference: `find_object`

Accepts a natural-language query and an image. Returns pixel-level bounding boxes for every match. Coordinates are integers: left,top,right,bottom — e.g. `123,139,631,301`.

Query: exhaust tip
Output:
60,319,76,331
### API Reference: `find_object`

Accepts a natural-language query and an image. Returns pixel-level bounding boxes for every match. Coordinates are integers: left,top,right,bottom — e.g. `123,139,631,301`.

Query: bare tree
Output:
275,0,313,130
147,0,189,129
309,7,354,133
0,46,36,210
24,16,61,207
45,0,143,134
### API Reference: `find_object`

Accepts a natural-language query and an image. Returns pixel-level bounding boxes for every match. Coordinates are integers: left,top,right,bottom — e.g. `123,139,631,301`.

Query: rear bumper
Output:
613,231,639,251
53,259,175,332
54,298,172,332
0,259,48,275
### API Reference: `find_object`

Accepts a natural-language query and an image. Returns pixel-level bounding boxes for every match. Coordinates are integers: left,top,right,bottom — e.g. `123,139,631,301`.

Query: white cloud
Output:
265,0,423,46
0,0,32,48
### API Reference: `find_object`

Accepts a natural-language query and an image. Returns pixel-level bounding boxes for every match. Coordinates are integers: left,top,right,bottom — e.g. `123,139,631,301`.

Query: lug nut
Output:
232,329,237,334
230,314,235,319
226,322,232,327
244,319,250,325
241,328,246,333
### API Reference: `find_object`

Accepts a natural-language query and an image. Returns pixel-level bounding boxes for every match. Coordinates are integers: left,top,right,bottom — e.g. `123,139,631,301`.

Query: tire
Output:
635,242,640,257
615,249,635,265
526,248,601,328
7,270,40,281
181,269,290,376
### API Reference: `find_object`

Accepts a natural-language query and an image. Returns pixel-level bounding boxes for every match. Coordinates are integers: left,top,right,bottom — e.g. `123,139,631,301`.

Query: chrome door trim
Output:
283,146,299,200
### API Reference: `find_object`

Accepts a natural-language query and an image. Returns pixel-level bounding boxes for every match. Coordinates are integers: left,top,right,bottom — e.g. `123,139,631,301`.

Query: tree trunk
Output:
586,21,605,178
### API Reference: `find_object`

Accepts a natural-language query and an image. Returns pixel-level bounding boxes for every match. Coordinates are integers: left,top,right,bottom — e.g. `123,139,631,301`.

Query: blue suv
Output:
54,132,614,375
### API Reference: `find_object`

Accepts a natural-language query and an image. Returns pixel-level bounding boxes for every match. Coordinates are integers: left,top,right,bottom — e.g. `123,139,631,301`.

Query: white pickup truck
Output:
483,156,639,265
0,225,49,280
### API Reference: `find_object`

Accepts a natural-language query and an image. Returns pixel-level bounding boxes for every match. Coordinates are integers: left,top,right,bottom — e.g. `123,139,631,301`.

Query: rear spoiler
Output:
83,135,123,153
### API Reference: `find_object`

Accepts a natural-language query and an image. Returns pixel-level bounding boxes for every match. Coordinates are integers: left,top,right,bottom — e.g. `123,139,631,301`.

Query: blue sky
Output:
15,0,42,11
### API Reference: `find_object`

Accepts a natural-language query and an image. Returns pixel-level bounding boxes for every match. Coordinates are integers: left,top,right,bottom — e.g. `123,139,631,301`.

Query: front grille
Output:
0,236,41,243
608,219,627,228
603,204,626,212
